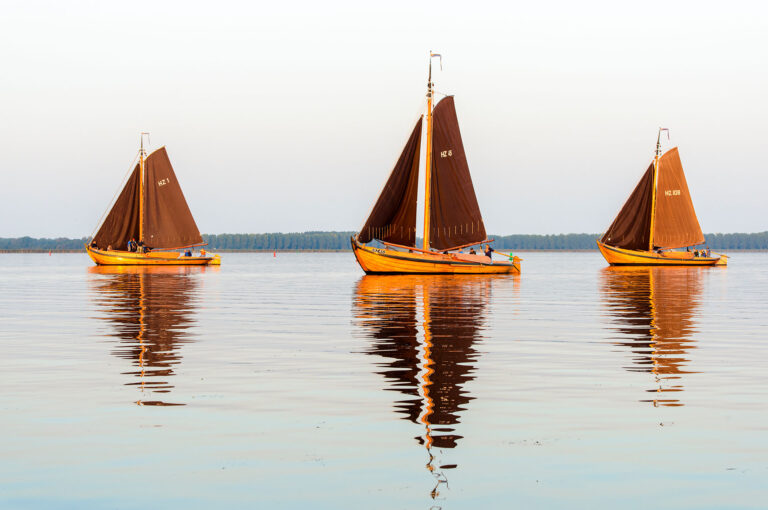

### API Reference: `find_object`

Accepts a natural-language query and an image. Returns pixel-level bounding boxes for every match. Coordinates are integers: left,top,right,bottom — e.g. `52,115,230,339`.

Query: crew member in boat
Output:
469,247,477,255
484,244,494,258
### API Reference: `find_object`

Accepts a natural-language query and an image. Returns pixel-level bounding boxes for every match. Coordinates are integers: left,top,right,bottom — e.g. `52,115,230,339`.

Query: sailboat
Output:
86,134,220,266
597,129,727,266
351,53,521,275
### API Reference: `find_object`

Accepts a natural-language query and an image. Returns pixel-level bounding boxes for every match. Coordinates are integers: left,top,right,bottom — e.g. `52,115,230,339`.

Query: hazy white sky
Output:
1,0,766,237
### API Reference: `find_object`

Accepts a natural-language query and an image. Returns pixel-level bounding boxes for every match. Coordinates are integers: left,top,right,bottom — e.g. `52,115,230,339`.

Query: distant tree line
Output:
201,232,357,250
0,236,89,251
2,231,768,251
492,234,598,250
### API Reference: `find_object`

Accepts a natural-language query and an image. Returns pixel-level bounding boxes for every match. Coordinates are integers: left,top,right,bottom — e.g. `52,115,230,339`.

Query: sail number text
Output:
157,178,171,187
664,189,681,196
440,150,453,158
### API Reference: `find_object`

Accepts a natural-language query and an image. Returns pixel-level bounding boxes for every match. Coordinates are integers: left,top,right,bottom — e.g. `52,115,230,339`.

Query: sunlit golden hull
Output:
597,241,725,266
86,245,221,266
352,237,520,274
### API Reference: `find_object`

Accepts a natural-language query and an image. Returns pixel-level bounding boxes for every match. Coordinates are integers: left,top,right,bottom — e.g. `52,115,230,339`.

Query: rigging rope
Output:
88,151,141,240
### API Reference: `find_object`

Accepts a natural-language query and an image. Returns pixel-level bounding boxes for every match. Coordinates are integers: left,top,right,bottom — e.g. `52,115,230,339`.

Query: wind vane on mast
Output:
427,51,442,97
140,132,150,156
656,128,669,157
430,51,442,70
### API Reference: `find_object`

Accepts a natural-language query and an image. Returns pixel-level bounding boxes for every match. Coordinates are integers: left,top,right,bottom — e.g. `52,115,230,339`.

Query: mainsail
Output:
601,164,655,251
428,96,486,250
93,164,141,250
358,118,422,246
142,147,203,248
653,148,704,249
93,147,203,250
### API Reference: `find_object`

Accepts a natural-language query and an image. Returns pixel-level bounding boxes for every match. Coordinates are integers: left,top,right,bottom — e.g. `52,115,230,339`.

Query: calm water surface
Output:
1,252,766,509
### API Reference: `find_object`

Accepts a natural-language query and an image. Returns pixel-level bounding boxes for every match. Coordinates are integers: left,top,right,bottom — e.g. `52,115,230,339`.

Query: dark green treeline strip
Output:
0,237,90,251
202,232,357,251
2,231,768,251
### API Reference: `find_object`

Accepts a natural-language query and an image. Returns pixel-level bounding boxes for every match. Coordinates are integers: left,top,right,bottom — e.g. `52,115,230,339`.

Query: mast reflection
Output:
353,275,504,502
89,265,208,406
600,266,704,407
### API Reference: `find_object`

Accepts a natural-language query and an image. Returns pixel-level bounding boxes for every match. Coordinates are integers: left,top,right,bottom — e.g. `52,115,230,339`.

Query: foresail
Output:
93,164,141,249
601,163,654,250
653,148,704,249
428,96,486,251
142,147,203,248
358,117,422,246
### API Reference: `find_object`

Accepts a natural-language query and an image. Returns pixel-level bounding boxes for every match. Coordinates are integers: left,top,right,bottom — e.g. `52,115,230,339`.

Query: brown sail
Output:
428,96,486,251
142,147,204,249
601,163,655,250
358,118,422,246
93,164,141,250
653,148,704,249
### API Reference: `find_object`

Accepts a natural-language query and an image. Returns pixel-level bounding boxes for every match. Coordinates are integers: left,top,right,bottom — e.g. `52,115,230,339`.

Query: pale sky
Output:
1,0,766,237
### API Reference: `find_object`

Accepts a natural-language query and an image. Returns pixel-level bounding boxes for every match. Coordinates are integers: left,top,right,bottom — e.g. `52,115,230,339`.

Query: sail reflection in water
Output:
89,266,209,406
600,266,705,407
353,275,506,500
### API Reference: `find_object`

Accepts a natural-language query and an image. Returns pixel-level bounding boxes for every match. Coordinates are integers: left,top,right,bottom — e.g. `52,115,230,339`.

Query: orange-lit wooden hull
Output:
597,241,725,266
351,237,520,275
86,246,221,266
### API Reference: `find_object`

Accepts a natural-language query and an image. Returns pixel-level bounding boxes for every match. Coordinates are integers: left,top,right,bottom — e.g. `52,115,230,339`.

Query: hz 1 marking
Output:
664,189,681,196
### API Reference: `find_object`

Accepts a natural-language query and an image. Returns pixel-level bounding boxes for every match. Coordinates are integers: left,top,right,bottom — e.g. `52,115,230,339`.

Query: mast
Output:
139,132,148,244
648,128,667,251
422,52,441,251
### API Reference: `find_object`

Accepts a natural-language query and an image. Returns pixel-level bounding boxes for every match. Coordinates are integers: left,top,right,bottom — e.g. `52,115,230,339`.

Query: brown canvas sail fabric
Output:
428,96,486,251
93,164,141,250
143,147,204,248
601,163,655,250
358,118,422,246
653,148,704,249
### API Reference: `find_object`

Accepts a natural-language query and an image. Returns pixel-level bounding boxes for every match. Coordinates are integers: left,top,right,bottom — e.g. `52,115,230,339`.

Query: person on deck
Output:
469,248,476,255
484,244,494,258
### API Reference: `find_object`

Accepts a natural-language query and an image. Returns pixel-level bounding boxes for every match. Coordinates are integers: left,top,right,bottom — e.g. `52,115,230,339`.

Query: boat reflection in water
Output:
353,274,511,502
600,266,705,407
89,265,211,406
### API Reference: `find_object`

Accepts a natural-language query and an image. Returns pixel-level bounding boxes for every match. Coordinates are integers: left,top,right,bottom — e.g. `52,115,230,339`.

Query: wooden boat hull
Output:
86,246,220,266
597,241,725,266
351,237,520,275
